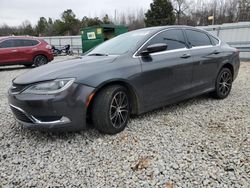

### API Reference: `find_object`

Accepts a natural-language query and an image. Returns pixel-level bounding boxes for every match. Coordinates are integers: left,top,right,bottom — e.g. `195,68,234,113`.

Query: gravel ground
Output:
0,59,249,187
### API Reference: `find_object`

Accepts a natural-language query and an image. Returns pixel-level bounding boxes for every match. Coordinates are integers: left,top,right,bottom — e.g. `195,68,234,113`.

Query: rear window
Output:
186,29,212,47
210,36,220,45
30,40,39,46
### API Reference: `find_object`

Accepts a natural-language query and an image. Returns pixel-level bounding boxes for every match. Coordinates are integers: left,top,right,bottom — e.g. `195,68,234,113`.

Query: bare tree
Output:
238,0,250,21
114,8,146,30
172,0,189,24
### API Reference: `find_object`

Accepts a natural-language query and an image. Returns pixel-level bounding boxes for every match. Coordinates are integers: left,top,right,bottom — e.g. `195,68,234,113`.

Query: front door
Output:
138,29,194,108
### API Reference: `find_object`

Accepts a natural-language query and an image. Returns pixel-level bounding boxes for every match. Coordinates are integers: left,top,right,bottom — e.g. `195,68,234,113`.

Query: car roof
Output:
0,36,40,41
136,25,208,34
0,36,9,41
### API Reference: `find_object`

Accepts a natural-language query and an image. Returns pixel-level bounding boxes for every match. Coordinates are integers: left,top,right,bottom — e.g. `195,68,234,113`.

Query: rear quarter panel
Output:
219,43,240,81
34,41,54,62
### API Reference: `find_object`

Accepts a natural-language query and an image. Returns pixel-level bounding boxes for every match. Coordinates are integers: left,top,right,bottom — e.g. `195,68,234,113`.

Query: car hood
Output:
13,55,118,85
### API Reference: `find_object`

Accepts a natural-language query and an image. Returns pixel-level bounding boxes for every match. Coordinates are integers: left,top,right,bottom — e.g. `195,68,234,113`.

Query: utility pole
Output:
212,0,217,25
114,9,117,24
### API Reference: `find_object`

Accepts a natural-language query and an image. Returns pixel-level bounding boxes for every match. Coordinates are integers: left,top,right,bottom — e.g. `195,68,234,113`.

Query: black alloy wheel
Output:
92,85,130,134
212,68,233,99
109,91,129,129
33,55,48,67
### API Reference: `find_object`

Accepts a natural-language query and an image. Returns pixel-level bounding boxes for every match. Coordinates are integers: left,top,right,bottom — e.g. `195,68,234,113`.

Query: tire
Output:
92,85,130,134
33,55,48,67
212,67,233,99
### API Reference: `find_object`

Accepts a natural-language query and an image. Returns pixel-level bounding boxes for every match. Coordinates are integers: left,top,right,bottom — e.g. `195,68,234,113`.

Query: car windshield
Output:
87,29,152,56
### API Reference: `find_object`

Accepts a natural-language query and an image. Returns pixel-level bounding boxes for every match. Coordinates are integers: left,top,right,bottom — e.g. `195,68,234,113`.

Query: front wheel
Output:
33,55,48,67
92,85,130,134
212,67,233,99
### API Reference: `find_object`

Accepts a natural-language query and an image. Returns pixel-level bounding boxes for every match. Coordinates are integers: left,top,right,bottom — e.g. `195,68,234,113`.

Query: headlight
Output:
22,78,75,94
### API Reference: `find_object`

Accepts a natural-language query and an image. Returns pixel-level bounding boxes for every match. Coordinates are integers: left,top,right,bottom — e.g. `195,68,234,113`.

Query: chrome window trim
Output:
144,47,189,57
133,28,187,58
132,28,222,59
189,45,213,49
185,28,221,47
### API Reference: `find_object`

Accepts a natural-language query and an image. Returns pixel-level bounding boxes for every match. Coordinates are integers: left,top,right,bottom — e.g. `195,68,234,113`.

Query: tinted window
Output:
27,40,39,46
12,39,39,47
0,40,14,48
210,36,219,45
186,30,212,47
12,40,23,47
146,29,186,51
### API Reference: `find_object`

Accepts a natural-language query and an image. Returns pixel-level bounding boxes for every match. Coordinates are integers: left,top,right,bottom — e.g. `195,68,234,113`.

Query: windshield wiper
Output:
88,53,108,56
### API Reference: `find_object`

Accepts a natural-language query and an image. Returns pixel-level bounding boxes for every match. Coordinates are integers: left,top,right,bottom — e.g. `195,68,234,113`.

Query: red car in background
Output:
0,36,54,67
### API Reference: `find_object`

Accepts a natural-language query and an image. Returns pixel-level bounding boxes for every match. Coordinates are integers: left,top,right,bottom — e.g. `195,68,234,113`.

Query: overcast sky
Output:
0,0,153,26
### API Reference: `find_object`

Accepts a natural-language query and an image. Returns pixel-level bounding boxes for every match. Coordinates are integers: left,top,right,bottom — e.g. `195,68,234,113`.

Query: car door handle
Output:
11,50,18,52
181,53,191,58
213,50,220,54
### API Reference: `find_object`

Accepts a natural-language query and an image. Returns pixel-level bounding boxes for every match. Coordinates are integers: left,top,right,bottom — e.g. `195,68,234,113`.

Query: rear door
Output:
184,29,222,91
138,29,193,108
12,39,38,62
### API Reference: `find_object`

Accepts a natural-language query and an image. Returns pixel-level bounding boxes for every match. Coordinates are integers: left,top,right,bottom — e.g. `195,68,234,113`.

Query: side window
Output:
210,36,219,45
0,40,14,48
186,29,212,47
31,40,39,46
145,29,186,51
22,39,39,46
12,39,24,47
12,39,39,47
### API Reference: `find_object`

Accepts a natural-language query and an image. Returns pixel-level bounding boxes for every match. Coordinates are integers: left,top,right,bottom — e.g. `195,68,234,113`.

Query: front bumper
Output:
8,83,95,132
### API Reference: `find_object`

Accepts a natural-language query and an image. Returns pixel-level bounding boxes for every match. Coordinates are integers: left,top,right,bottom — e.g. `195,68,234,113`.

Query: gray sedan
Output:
8,26,240,134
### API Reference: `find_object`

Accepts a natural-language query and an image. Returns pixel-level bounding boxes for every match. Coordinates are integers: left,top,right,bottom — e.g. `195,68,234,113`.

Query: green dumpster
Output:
81,24,128,53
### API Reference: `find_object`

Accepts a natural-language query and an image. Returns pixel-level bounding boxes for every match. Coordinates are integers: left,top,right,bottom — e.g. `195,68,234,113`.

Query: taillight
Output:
46,45,52,50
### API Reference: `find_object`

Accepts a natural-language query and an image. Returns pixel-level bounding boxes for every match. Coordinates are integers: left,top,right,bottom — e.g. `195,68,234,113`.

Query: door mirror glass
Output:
140,43,168,56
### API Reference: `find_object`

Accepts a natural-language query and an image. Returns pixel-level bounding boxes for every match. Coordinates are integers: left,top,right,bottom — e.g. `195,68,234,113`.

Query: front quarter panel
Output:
8,83,95,131
76,55,143,94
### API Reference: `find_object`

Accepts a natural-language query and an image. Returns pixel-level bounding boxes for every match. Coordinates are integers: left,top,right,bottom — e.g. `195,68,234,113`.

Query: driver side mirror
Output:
140,43,168,56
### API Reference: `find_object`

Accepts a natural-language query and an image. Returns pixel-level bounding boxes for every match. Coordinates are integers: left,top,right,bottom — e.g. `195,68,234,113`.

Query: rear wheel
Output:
212,67,233,99
92,85,130,134
33,55,48,67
